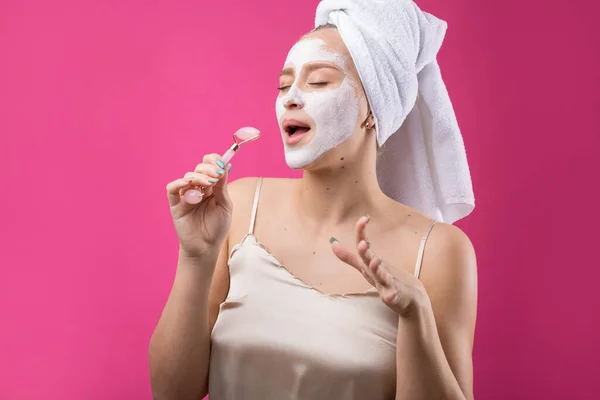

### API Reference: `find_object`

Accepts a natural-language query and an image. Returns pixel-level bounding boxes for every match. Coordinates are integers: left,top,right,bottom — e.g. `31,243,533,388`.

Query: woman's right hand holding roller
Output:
166,154,232,259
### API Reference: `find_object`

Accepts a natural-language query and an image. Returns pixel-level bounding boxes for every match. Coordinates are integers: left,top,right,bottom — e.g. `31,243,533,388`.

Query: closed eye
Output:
278,81,328,91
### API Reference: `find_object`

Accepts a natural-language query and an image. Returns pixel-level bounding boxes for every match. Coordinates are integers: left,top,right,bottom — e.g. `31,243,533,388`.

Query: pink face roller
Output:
183,127,261,204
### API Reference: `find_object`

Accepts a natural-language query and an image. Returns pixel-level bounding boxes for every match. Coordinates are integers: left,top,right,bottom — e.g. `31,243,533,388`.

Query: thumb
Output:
212,162,232,205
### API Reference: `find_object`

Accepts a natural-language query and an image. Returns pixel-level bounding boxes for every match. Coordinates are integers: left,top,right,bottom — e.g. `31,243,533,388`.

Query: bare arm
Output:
148,241,230,400
331,217,478,399
394,224,478,400
148,176,255,400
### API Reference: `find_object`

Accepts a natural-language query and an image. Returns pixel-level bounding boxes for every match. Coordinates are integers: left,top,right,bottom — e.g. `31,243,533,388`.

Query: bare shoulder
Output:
230,176,296,209
382,199,477,304
419,220,478,318
227,176,261,203
421,222,477,283
227,176,295,202
260,177,296,202
226,177,261,243
415,219,478,396
226,176,295,243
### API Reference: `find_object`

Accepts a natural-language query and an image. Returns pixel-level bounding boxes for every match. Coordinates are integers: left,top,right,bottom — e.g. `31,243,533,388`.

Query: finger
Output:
177,173,215,203
166,178,192,206
356,240,376,270
200,153,224,166
330,238,376,286
198,153,229,182
193,162,228,180
183,171,220,187
360,269,376,287
355,216,376,266
369,256,394,288
353,217,378,287
212,162,232,205
356,240,379,287
384,290,402,307
355,215,370,248
197,154,231,204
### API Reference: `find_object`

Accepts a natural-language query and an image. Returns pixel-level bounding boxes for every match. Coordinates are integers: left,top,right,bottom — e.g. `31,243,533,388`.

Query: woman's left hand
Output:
330,216,429,317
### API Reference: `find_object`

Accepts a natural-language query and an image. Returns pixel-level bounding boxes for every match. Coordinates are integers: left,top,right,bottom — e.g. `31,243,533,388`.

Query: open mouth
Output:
283,120,311,136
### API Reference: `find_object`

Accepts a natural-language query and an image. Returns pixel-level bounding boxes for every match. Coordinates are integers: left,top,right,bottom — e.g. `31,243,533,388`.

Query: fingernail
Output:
227,163,232,172
208,178,219,183
216,159,226,168
365,240,370,248
329,237,338,244
366,215,371,223
216,169,225,175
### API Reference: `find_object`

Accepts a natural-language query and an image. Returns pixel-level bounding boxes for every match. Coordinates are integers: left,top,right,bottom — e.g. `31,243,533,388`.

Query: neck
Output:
292,149,388,228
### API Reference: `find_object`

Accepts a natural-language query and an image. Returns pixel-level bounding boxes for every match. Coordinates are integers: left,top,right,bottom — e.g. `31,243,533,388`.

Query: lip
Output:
281,118,313,146
282,118,311,131
284,127,311,145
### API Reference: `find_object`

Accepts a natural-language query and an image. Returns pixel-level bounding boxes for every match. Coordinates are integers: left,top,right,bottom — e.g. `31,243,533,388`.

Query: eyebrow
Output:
279,62,342,77
280,67,294,77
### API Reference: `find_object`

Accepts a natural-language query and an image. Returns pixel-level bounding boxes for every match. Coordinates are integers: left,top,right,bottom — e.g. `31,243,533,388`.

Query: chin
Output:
282,137,347,171
285,151,336,172
284,155,313,170
282,141,316,169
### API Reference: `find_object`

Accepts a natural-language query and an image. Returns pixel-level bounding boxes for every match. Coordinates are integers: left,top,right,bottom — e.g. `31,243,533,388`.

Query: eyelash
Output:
277,82,329,91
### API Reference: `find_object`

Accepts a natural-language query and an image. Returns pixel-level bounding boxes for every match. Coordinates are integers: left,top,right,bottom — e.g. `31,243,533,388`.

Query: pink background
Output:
1,0,599,399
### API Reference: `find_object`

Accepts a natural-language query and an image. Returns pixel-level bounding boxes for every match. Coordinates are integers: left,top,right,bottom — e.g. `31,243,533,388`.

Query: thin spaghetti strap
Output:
413,219,437,279
248,177,263,234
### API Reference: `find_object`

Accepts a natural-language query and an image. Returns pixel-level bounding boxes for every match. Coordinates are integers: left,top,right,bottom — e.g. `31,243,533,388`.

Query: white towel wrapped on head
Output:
315,0,475,224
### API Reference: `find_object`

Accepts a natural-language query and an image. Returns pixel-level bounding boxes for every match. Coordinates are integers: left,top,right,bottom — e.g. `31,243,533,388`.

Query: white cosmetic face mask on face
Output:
275,38,359,169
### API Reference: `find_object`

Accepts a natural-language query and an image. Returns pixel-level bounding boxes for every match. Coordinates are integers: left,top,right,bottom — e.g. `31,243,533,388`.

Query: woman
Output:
149,2,477,400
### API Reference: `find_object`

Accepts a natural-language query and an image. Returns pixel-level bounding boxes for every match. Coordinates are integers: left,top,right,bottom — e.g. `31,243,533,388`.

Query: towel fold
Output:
315,0,474,224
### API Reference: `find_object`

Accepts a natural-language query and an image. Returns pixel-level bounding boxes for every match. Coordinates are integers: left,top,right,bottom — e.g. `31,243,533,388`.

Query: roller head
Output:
183,189,203,204
235,126,261,142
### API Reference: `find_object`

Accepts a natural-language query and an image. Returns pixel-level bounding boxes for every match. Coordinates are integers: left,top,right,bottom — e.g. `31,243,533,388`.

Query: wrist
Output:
399,286,433,320
176,247,219,284
178,241,222,262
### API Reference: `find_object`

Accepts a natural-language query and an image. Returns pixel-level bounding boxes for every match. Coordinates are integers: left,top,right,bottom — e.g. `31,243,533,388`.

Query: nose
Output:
285,99,304,110
284,87,304,110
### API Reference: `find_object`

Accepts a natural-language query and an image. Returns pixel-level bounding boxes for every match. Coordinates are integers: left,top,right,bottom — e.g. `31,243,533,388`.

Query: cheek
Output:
302,92,329,123
306,87,358,124
354,93,369,120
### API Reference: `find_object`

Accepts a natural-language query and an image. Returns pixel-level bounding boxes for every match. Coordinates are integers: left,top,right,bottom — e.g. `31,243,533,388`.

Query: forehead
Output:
283,28,352,69
303,28,350,58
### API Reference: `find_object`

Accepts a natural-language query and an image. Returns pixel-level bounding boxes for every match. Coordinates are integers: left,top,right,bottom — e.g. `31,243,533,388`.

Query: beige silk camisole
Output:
209,178,437,400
